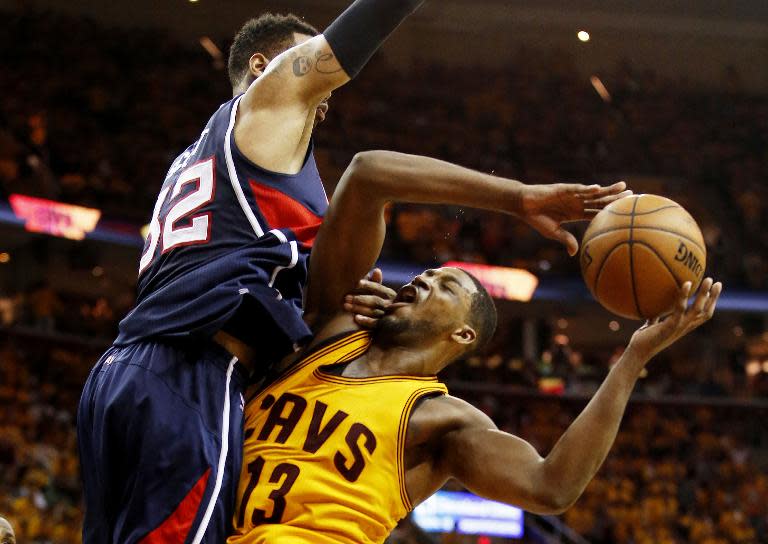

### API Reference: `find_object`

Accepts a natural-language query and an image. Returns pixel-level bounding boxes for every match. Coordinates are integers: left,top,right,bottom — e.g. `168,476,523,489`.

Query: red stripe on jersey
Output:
139,468,211,544
249,181,323,247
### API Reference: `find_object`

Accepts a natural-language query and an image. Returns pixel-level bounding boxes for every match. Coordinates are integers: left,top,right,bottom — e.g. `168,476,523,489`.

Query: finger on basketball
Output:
584,190,634,208
704,281,723,318
691,278,714,314
676,282,692,314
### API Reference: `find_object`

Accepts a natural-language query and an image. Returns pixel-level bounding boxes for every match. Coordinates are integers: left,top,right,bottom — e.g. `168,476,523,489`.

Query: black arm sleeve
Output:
324,0,425,79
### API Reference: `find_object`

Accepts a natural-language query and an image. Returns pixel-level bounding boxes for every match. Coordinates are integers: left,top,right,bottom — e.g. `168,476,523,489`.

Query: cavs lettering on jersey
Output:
229,331,448,544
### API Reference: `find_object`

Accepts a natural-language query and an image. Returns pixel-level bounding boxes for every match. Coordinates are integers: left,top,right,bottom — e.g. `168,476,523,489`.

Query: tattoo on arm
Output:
292,52,345,78
292,56,313,76
315,52,344,74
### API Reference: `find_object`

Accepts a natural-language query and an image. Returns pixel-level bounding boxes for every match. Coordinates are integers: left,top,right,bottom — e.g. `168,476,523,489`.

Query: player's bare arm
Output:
303,150,631,332
234,0,424,174
405,279,722,514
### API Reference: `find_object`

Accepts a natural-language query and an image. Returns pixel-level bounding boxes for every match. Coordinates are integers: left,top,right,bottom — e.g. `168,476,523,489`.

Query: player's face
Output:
380,267,476,344
290,32,330,124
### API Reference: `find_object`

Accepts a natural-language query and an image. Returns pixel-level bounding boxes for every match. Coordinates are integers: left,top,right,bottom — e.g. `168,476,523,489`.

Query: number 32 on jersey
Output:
139,157,216,274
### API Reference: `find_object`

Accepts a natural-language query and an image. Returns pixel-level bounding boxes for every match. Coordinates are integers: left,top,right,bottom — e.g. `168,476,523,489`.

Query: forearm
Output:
306,150,520,321
349,150,526,215
538,349,646,508
325,0,424,79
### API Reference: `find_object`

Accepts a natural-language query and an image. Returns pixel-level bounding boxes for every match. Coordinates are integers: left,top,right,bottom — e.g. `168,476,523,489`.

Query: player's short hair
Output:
228,13,319,89
461,270,498,353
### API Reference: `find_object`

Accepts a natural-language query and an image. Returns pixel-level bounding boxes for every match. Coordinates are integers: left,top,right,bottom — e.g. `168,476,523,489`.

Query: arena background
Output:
1,0,767,542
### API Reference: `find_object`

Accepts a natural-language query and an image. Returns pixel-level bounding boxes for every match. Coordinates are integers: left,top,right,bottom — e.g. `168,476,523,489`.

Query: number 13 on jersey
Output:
139,157,216,274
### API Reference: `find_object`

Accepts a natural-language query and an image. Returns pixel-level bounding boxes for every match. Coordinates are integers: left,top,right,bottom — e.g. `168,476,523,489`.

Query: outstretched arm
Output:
427,279,721,514
304,150,628,329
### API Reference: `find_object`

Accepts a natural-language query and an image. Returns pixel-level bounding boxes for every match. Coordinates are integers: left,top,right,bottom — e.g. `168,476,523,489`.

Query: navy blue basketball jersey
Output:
117,95,327,360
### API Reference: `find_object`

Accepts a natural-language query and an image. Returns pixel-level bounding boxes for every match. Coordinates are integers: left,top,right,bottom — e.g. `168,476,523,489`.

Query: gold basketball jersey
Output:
228,330,448,544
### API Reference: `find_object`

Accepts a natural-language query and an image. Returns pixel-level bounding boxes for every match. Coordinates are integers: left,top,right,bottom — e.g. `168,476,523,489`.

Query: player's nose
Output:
412,275,430,291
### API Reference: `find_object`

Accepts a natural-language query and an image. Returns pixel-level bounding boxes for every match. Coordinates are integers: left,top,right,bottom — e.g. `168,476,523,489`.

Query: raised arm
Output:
422,279,721,514
304,150,629,327
243,0,423,108
234,1,424,174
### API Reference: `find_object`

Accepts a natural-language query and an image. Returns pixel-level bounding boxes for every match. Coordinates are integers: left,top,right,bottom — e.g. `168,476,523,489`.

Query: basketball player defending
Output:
230,150,721,543
78,2,438,542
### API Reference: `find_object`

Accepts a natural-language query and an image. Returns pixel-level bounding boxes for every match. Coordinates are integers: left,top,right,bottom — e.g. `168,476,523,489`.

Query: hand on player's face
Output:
522,181,633,257
627,277,722,362
343,268,397,329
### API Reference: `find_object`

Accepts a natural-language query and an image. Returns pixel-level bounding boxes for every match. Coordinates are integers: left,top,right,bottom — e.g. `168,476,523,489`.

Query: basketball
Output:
580,194,706,320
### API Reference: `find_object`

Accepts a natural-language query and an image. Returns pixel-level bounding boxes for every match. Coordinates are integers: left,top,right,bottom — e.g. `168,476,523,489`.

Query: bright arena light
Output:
577,30,590,42
590,75,612,103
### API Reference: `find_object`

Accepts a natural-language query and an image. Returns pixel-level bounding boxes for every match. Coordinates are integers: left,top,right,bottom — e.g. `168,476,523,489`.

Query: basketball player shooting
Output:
230,151,722,543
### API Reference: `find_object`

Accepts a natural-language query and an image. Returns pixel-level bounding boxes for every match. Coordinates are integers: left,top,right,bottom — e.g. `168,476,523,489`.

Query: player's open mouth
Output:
393,284,418,305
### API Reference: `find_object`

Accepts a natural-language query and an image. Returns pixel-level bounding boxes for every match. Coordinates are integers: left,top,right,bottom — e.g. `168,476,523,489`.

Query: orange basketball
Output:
580,194,706,320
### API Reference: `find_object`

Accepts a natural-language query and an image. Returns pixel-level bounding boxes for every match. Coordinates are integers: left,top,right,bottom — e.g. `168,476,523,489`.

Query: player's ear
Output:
248,53,271,79
451,325,477,347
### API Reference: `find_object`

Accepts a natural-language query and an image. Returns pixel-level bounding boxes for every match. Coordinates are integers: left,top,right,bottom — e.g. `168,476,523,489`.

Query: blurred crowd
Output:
2,11,768,288
0,335,94,543
442,320,768,399
0,281,126,339
460,396,767,544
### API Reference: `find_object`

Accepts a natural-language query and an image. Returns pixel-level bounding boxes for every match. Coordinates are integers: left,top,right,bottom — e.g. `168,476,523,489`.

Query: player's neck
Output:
343,344,445,378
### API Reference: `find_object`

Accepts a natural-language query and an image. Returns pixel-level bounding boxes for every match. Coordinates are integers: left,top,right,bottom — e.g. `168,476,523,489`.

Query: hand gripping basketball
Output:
580,194,707,320
626,277,722,363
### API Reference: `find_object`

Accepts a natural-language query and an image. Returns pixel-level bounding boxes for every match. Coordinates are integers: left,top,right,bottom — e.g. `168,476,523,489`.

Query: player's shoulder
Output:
407,394,496,448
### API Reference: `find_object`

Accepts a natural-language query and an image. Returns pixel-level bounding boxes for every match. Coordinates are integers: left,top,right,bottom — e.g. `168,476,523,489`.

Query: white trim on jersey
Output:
190,356,238,544
269,228,288,244
268,240,299,288
224,96,265,238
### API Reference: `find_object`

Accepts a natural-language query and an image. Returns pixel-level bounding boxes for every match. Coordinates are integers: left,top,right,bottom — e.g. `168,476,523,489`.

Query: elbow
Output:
346,150,394,193
530,489,579,515
349,150,389,178
542,495,578,516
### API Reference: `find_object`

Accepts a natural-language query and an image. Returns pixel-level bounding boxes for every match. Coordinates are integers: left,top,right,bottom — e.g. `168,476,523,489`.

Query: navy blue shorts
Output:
77,340,248,544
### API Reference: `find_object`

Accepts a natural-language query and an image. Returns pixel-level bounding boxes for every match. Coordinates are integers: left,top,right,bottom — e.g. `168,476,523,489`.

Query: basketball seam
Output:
628,196,643,319
605,204,679,216
584,226,706,254
592,242,628,297
632,241,683,289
